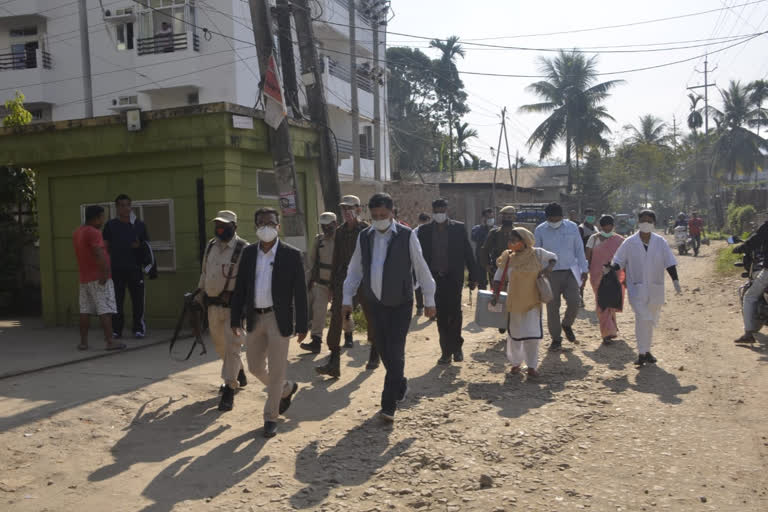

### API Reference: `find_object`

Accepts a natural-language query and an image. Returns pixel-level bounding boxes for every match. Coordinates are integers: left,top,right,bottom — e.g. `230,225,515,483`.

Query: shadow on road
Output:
601,365,697,404
582,339,636,370
290,416,415,509
138,431,269,512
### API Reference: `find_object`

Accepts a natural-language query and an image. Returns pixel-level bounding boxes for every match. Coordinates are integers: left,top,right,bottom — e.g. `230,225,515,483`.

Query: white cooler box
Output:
474,290,508,329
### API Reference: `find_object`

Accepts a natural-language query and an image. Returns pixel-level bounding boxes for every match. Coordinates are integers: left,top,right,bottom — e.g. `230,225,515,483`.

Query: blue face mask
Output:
600,231,614,238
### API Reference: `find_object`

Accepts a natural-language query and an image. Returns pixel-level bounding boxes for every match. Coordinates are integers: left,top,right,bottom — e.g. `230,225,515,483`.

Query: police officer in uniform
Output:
300,212,344,354
479,205,517,286
196,210,248,412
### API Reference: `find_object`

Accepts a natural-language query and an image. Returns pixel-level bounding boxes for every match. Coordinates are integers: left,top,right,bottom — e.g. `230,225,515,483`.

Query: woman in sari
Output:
491,227,556,378
585,215,625,344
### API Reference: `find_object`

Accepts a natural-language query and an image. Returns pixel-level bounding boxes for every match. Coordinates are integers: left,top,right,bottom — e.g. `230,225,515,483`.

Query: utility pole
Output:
291,0,342,213
671,115,678,152
77,0,93,117
514,150,519,204
501,110,515,202
275,0,300,118
687,54,717,134
372,10,382,182
490,107,505,214
349,0,361,181
248,0,305,238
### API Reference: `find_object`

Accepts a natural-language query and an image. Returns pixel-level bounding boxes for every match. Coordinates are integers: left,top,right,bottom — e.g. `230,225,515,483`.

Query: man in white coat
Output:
610,210,682,366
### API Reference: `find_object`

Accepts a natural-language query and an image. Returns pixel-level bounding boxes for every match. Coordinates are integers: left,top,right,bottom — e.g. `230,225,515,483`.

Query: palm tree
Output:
687,93,704,133
624,114,668,145
429,35,465,182
453,121,478,168
748,79,768,137
519,50,623,192
708,80,768,182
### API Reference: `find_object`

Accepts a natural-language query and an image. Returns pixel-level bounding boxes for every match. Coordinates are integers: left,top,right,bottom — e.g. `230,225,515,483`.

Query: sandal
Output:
527,368,540,378
509,365,521,374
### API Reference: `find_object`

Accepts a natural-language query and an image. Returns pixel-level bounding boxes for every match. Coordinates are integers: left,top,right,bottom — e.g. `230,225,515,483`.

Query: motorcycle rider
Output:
688,212,704,256
674,212,688,228
734,220,768,343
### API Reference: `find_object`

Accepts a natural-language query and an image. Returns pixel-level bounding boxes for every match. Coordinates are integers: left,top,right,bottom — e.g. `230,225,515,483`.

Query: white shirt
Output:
343,221,436,308
254,240,279,308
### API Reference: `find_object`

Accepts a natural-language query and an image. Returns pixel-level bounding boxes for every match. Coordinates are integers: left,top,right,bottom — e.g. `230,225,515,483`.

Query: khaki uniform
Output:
197,235,248,388
306,233,353,338
479,226,517,285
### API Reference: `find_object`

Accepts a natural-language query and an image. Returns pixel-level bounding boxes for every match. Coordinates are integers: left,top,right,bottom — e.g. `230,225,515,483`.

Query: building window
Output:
186,92,198,105
10,27,38,38
257,171,279,199
80,199,176,271
116,22,134,51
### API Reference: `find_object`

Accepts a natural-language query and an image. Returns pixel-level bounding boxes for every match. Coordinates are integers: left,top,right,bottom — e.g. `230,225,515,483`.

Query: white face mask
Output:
372,218,392,232
256,226,278,243
638,222,654,234
547,220,563,229
486,218,495,227
433,213,448,224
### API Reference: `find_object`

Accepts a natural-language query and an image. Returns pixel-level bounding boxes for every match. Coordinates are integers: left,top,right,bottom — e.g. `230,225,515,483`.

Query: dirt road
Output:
1,241,767,511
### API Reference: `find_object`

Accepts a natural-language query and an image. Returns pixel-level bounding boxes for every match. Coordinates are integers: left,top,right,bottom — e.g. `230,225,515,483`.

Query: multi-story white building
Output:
0,0,389,182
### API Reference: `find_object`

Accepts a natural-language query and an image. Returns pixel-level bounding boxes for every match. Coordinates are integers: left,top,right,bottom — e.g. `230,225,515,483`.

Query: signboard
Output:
279,191,297,215
232,115,254,130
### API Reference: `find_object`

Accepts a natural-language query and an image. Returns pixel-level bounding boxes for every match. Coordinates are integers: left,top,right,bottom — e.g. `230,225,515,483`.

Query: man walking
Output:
479,205,517,288
414,212,431,316
611,209,682,366
196,210,248,411
343,193,436,422
316,195,379,378
471,207,495,290
73,205,124,351
230,208,307,438
103,194,150,339
688,211,704,256
417,198,477,364
579,208,598,247
534,202,589,351
300,212,339,354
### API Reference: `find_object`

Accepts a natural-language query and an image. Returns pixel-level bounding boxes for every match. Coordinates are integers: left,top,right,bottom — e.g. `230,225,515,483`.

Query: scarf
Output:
496,227,541,313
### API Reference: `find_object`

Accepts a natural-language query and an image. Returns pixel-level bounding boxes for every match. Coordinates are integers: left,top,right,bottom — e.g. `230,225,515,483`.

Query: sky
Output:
387,0,768,166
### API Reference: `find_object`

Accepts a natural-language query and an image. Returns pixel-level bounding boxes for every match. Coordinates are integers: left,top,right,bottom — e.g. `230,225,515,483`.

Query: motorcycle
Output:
731,236,768,329
673,225,691,256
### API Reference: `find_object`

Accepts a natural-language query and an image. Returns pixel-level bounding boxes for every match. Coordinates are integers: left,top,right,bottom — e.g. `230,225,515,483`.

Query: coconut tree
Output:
519,50,623,192
624,114,668,145
429,35,466,182
748,79,768,137
453,121,478,168
708,80,768,182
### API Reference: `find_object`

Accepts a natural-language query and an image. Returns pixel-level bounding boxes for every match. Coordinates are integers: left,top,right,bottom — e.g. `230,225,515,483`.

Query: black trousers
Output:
414,287,424,309
369,300,412,412
475,249,488,289
112,267,145,335
692,233,701,255
435,275,463,357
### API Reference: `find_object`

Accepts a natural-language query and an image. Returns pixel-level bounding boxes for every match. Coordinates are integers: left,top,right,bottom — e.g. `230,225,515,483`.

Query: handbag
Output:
536,274,554,303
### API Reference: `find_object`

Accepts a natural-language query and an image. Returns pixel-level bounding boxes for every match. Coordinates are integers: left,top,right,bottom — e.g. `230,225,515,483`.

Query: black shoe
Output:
112,332,121,340
498,328,507,334
300,336,322,354
562,324,576,343
315,349,341,378
263,421,278,438
453,350,464,362
645,352,657,364
344,332,354,348
416,307,424,317
237,368,248,388
218,386,234,411
279,382,299,415
397,381,409,403
378,408,395,422
437,355,452,365
365,345,380,370
635,353,647,367
548,340,562,352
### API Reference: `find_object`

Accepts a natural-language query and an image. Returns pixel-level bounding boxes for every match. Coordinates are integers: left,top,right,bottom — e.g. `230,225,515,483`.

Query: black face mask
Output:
322,226,336,237
502,219,514,227
215,225,235,241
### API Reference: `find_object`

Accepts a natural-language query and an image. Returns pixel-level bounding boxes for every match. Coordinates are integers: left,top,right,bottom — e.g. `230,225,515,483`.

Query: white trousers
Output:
632,302,663,354
506,337,540,369
208,305,243,388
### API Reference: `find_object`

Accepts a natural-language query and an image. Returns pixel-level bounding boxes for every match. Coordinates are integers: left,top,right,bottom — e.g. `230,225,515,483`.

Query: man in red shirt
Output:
72,205,125,351
688,211,704,257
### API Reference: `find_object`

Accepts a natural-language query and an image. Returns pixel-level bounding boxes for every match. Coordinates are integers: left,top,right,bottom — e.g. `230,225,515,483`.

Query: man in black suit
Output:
417,198,477,364
230,207,308,438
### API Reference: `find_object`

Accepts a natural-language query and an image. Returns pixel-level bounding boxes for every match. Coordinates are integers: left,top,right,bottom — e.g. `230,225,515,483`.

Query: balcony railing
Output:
323,56,374,93
337,137,374,159
137,32,198,56
0,49,51,71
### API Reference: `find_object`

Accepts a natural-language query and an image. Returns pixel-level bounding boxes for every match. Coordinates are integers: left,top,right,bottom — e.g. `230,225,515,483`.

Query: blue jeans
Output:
369,301,413,412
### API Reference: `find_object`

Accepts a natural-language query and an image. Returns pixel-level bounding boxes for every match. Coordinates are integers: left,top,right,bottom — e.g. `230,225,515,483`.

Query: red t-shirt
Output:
688,218,703,236
73,225,110,284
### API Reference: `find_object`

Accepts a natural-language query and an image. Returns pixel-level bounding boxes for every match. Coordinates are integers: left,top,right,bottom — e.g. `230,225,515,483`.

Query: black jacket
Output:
230,241,308,337
417,220,477,284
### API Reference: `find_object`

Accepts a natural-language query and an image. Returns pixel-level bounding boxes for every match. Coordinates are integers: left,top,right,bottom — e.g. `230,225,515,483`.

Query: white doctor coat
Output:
612,232,677,321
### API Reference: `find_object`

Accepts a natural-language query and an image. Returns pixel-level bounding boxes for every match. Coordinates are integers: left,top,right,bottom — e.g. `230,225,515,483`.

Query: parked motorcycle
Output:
674,225,691,255
731,236,768,329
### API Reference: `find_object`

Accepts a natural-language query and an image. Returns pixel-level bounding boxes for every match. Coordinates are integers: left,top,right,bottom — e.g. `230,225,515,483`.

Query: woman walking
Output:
492,228,556,378
585,215,625,345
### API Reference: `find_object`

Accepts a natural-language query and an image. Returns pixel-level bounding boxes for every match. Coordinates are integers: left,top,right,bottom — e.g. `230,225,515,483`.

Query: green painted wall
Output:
1,109,320,327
